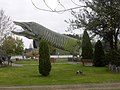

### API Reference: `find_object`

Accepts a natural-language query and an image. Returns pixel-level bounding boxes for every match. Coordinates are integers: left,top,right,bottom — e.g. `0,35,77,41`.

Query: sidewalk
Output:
0,82,120,90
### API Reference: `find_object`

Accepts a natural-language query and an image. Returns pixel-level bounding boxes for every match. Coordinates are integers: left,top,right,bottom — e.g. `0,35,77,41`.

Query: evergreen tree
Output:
39,39,51,76
93,40,105,67
82,30,93,59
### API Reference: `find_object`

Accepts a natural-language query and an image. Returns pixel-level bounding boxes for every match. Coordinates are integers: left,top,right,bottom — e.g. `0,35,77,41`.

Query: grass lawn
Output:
0,60,120,86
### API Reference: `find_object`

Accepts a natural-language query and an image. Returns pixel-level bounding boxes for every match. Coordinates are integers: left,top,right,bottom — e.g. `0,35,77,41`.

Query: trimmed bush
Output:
82,30,93,59
93,40,106,67
39,39,51,76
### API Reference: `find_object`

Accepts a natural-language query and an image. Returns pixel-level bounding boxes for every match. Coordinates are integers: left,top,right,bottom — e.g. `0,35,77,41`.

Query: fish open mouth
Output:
11,21,36,39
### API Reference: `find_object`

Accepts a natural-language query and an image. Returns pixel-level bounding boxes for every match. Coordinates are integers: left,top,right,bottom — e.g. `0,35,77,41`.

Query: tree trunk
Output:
114,29,119,51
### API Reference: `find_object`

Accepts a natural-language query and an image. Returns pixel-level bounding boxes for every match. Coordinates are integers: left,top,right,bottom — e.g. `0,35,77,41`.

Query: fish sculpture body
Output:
12,22,80,54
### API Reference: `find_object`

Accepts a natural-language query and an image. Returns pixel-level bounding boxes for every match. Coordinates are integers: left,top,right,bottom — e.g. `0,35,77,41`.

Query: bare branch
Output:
57,0,66,10
43,0,54,11
71,0,81,6
31,0,54,12
31,0,84,13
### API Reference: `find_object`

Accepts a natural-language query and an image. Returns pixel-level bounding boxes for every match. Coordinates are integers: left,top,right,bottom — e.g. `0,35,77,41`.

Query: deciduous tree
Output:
0,9,15,45
14,37,24,55
1,36,24,55
66,0,120,66
67,0,120,52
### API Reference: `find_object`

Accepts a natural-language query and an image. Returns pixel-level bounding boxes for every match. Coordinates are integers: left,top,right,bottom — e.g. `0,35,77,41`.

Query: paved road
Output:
0,82,120,90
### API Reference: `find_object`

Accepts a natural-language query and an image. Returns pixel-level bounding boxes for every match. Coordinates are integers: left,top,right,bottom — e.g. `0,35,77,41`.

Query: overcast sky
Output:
0,0,81,48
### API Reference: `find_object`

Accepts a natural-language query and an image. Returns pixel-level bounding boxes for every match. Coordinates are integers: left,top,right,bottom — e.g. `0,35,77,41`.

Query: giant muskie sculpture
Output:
12,21,80,54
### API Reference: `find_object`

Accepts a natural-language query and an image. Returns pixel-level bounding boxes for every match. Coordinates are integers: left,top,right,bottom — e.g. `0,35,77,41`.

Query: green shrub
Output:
81,30,93,59
93,40,106,67
39,39,51,76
